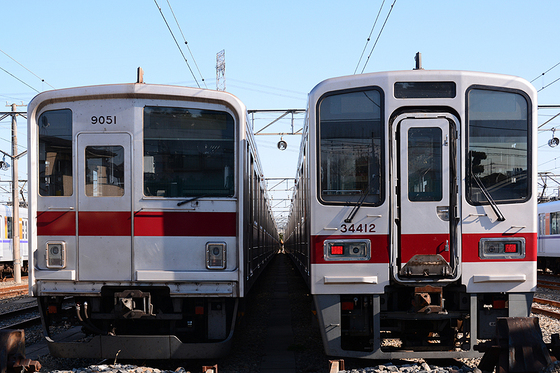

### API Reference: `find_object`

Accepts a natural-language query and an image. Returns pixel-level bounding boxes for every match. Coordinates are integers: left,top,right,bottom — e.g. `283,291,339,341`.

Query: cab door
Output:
76,133,132,281
393,114,458,281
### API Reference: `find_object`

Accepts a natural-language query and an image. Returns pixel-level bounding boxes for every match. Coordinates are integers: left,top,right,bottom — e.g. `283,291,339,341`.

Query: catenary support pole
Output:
11,104,20,284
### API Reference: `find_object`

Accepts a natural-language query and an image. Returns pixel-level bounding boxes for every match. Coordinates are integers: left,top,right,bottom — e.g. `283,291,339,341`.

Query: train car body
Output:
0,205,28,276
28,83,279,359
537,200,560,272
285,70,537,359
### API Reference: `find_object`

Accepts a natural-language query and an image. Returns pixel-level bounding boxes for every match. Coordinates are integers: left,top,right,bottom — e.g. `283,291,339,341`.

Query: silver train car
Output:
537,200,560,273
285,70,537,359
28,83,279,359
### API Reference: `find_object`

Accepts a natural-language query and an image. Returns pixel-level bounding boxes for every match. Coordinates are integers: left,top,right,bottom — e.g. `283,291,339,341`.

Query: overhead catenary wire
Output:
531,60,560,83
539,156,560,168
354,0,386,75
360,0,397,74
165,0,207,89
0,49,55,90
153,0,200,88
538,76,560,93
531,60,560,92
0,66,40,93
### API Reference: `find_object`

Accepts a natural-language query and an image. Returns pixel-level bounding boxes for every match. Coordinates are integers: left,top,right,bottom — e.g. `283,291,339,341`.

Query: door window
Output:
85,146,125,197
408,127,443,202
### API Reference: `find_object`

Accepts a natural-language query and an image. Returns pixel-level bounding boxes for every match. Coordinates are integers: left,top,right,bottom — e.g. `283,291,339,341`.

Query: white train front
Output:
285,70,537,359
27,83,279,359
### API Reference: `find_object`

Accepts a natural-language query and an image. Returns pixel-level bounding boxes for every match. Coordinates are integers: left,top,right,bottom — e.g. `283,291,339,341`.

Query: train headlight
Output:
324,240,371,261
46,241,66,268
206,242,226,269
479,237,525,259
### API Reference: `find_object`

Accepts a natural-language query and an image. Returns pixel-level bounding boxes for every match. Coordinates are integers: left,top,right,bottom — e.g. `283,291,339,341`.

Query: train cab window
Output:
85,146,124,197
318,89,383,205
143,106,235,198
467,88,530,204
37,109,72,196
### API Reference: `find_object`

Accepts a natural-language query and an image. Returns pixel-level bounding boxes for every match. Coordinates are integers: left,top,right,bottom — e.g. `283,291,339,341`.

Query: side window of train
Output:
37,109,73,196
318,88,384,205
551,212,560,235
22,219,27,240
143,106,235,198
539,213,547,236
6,217,11,239
467,88,530,204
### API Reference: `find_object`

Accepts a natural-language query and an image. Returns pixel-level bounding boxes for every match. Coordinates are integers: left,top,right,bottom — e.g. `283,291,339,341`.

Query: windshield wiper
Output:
177,194,206,206
344,188,371,223
472,174,505,221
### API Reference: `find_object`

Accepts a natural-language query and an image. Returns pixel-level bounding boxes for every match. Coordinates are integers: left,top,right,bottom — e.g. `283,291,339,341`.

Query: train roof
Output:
538,200,560,214
28,83,247,118
309,70,536,98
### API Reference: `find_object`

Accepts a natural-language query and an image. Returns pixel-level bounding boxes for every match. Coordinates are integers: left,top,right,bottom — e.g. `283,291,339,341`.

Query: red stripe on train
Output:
134,211,236,237
309,232,537,264
311,234,390,264
78,211,131,236
37,211,76,236
37,211,237,237
400,234,451,263
461,232,537,262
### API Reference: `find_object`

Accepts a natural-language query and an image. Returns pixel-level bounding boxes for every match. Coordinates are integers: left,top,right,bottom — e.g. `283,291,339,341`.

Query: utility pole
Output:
10,104,22,283
0,104,27,283
11,104,20,283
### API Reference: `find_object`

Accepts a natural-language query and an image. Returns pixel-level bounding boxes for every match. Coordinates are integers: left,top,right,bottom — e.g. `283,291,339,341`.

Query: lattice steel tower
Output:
216,50,226,91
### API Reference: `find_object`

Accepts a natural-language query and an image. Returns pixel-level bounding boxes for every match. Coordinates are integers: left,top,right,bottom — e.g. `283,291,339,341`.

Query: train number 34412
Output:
340,223,375,233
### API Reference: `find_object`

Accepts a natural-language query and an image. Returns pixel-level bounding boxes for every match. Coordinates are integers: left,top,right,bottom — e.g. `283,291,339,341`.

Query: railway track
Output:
532,297,560,319
0,277,28,299
538,279,560,291
0,303,40,329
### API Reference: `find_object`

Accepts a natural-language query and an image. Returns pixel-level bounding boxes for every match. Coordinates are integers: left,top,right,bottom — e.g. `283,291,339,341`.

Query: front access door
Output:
394,115,458,281
77,133,132,281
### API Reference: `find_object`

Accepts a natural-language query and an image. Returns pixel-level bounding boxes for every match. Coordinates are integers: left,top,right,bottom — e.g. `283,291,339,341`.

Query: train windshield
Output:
318,89,383,205
143,106,235,198
467,88,530,204
37,109,73,197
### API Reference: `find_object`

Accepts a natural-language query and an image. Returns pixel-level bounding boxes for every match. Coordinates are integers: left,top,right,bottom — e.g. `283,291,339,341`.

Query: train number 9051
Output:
91,116,117,125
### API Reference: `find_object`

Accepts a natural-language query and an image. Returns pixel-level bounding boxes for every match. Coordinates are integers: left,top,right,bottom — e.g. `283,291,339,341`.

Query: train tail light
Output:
479,238,525,260
324,240,371,261
330,245,344,255
206,242,226,269
341,301,354,311
46,242,66,269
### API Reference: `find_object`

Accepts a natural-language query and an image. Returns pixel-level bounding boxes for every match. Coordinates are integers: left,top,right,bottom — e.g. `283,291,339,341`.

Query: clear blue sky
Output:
2,1,560,219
